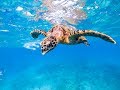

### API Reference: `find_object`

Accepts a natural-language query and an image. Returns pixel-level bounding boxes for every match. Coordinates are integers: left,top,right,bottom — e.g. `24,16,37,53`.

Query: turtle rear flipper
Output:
40,36,58,55
30,30,47,38
77,36,90,46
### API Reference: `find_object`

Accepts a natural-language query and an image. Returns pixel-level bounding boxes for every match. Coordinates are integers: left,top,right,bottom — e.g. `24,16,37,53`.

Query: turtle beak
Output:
41,51,47,55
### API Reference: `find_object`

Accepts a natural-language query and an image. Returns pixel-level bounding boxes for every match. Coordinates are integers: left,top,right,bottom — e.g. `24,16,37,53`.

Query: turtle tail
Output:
30,29,47,38
73,30,116,44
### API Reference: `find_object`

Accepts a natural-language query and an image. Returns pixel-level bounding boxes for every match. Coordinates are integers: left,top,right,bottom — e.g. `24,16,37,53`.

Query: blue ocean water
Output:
0,0,120,90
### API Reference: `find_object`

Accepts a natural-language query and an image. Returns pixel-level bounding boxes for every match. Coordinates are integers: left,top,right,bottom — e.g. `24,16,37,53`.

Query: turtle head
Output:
40,36,58,55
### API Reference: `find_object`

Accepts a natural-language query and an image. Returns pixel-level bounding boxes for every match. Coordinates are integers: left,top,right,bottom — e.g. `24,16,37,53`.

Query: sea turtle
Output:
30,24,116,55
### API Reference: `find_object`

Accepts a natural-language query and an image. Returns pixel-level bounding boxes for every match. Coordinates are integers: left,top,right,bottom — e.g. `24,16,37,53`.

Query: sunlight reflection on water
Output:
35,0,86,25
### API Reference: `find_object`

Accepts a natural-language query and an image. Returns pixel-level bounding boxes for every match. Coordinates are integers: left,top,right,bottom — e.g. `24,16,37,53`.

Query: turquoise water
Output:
0,0,120,90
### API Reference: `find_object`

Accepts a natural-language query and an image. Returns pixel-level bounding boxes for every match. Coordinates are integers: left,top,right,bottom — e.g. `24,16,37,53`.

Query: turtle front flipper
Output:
40,36,58,55
30,29,47,38
71,30,116,44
